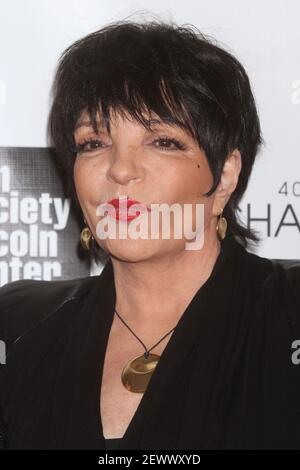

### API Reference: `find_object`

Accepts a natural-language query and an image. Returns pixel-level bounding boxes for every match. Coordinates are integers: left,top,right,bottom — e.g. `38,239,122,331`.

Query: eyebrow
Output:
74,118,166,132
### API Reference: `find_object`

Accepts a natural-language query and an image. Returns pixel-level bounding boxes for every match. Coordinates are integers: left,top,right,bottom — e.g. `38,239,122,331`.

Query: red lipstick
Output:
106,197,151,221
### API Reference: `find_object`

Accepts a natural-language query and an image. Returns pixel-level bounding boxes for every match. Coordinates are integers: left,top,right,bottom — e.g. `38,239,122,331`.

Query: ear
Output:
212,149,242,217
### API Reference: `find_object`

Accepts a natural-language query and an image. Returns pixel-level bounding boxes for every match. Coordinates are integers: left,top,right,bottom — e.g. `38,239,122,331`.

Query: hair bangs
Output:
73,73,198,147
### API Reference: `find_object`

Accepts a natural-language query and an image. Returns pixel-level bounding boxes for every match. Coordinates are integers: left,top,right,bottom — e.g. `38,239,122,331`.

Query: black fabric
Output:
0,232,300,450
105,438,121,450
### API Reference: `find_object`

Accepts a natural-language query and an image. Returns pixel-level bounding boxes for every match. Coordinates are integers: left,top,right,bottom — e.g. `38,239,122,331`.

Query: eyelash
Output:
74,136,187,154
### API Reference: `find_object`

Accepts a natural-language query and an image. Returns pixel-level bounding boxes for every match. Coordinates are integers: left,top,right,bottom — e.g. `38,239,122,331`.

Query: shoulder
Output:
0,275,95,358
227,239,282,300
229,240,300,338
234,239,300,312
240,249,300,379
246,259,300,447
0,275,94,448
258,259,300,329
226,244,300,447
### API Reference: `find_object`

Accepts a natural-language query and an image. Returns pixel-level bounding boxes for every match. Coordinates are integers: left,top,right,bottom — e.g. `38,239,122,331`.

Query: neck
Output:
110,229,221,335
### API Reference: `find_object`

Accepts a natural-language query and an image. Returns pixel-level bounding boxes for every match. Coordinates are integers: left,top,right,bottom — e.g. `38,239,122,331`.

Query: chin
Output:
103,239,163,263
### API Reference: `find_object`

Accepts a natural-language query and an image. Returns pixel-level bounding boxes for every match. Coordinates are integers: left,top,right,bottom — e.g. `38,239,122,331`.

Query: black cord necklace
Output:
114,308,177,394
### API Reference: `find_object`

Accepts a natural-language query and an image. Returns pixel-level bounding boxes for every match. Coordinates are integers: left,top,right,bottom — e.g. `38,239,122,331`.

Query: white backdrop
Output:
0,0,299,261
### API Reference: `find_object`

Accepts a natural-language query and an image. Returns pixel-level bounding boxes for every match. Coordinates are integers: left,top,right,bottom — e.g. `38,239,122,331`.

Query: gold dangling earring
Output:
216,208,227,240
80,218,94,250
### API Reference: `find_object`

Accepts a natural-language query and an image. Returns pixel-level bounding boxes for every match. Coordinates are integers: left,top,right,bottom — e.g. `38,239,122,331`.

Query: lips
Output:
105,197,151,221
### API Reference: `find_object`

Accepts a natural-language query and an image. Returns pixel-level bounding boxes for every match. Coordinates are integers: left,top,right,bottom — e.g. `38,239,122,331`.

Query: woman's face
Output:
73,109,221,262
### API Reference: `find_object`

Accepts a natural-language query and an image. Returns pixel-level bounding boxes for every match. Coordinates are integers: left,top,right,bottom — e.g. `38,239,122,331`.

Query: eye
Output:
74,138,105,154
151,136,187,152
73,135,187,154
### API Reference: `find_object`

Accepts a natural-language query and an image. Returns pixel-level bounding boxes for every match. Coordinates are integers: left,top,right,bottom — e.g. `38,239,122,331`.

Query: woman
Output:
0,19,300,450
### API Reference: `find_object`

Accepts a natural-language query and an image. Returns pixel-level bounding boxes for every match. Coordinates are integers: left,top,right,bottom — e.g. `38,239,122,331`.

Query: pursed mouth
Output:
102,198,151,221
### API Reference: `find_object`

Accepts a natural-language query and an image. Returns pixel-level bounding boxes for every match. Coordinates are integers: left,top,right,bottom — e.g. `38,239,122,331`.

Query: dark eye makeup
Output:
73,135,187,154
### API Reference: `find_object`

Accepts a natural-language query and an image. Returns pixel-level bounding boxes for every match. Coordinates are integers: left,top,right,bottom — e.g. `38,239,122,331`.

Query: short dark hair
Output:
48,18,263,263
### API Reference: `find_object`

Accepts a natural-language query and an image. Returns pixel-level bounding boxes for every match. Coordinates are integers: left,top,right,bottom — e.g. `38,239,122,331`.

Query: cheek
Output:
73,158,109,210
73,158,83,188
73,160,96,211
73,159,95,195
169,162,213,203
168,160,214,232
190,156,214,200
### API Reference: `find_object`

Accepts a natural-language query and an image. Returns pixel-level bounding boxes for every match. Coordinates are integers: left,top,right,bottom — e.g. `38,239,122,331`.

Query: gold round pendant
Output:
121,353,160,393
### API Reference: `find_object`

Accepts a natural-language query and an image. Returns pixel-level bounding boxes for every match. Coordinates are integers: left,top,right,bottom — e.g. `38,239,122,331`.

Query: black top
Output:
0,232,300,450
105,438,122,450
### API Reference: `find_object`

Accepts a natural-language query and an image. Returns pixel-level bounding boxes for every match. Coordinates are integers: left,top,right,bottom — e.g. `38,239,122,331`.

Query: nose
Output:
106,147,144,186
